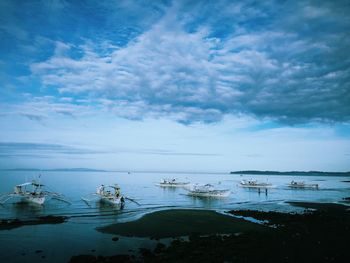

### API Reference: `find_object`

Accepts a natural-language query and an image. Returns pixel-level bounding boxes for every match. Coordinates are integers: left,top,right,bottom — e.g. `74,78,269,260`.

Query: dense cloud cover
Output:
1,0,350,124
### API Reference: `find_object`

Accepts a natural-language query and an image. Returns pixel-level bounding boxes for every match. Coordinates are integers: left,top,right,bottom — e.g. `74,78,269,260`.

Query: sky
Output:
0,0,349,172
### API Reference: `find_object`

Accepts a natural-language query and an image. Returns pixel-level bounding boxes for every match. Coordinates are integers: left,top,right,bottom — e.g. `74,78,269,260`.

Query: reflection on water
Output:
0,171,349,263
96,200,125,213
1,171,349,220
188,195,227,208
160,186,178,193
9,201,43,218
241,187,270,196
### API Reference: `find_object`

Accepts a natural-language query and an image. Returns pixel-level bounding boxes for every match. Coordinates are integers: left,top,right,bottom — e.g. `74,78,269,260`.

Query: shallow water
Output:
0,171,349,263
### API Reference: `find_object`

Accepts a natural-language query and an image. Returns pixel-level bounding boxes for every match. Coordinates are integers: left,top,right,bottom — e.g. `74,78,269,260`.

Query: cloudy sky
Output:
0,0,349,172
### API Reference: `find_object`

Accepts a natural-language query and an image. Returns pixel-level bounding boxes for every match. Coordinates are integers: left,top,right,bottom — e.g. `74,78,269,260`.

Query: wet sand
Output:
0,215,68,230
287,201,350,212
97,209,267,238
70,202,350,263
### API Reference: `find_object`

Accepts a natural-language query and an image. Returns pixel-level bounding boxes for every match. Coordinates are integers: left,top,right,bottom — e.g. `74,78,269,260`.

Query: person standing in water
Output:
97,185,105,195
115,185,121,198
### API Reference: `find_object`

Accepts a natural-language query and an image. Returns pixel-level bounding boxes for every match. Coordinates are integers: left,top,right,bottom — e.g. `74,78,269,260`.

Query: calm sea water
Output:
0,171,349,263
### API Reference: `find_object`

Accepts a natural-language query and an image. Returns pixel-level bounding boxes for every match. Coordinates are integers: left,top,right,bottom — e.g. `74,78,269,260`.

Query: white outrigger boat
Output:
82,184,125,207
81,184,140,208
240,179,273,188
288,181,319,189
186,184,230,198
156,178,190,187
96,184,125,206
0,179,70,206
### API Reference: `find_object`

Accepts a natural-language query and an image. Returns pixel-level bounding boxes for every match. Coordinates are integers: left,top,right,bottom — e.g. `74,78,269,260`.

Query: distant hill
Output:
230,170,350,176
2,168,108,172
47,168,108,172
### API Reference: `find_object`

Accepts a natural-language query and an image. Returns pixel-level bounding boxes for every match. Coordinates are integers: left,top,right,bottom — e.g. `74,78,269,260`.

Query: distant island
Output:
1,168,108,172
230,170,350,176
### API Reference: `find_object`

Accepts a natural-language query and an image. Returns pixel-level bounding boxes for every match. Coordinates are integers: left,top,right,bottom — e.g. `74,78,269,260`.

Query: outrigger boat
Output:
240,179,273,188
156,178,190,187
82,184,125,207
0,179,70,206
81,184,139,207
288,181,319,189
186,184,230,198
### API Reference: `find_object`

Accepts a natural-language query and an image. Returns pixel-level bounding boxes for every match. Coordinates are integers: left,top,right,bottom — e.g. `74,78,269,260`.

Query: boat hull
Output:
240,184,273,189
22,196,45,205
288,184,318,189
156,183,190,187
187,190,230,198
100,196,124,206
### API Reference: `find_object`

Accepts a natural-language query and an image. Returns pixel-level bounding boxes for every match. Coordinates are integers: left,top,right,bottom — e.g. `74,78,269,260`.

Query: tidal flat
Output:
97,209,267,238
70,202,350,263
1,171,350,263
0,215,68,230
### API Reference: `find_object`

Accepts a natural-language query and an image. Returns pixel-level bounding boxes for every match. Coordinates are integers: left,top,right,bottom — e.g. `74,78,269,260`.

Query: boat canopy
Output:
15,182,33,187
108,185,120,189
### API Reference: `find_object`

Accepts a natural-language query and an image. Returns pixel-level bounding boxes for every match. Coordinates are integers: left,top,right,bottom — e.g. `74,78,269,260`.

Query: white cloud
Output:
27,1,350,124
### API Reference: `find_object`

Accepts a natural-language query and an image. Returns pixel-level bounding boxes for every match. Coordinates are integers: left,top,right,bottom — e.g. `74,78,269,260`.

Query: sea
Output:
0,171,349,263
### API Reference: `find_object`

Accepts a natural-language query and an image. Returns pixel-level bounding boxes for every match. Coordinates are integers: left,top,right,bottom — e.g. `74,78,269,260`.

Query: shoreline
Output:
0,215,68,230
70,202,350,262
97,209,268,238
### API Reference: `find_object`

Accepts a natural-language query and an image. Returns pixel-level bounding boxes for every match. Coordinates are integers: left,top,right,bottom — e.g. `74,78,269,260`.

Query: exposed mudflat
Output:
70,202,350,263
0,215,68,230
97,209,267,238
